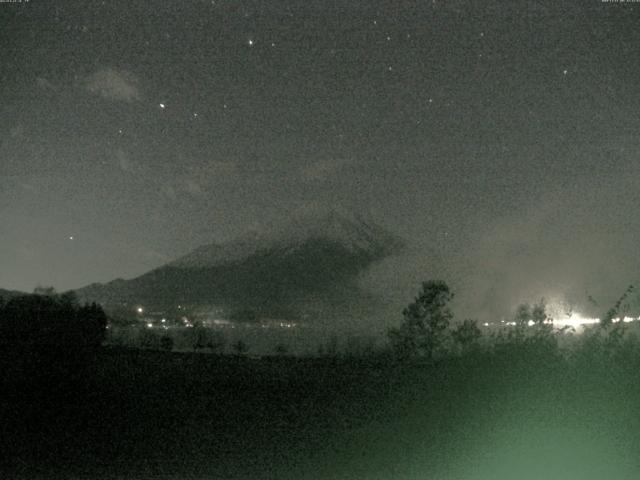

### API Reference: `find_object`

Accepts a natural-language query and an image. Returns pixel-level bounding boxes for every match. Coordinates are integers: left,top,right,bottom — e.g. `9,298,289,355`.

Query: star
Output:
159,103,166,109
563,69,568,75
248,39,254,46
69,236,74,241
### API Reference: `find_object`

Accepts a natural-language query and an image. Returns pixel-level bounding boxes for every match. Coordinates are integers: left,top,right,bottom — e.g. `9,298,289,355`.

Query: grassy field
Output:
3,345,640,479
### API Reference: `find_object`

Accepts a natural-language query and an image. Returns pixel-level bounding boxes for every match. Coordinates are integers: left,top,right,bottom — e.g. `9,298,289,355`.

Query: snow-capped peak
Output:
170,208,400,268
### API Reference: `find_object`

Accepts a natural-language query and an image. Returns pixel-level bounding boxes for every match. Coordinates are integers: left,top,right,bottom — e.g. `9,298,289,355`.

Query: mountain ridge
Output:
76,210,404,321
169,209,400,269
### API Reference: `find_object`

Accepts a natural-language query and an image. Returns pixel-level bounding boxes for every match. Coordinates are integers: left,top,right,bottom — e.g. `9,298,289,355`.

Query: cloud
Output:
301,158,352,182
208,160,238,178
10,123,24,138
184,179,204,196
160,161,239,201
116,148,137,173
85,67,141,102
180,161,239,197
18,182,37,193
144,249,171,262
35,77,59,94
161,184,178,202
452,181,640,321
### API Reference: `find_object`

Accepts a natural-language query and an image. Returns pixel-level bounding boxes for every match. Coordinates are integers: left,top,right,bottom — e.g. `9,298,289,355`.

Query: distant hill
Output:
76,210,404,321
0,288,26,301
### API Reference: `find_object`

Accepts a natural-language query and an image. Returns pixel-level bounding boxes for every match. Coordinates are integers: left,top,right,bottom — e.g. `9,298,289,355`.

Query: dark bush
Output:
0,292,107,388
160,335,174,352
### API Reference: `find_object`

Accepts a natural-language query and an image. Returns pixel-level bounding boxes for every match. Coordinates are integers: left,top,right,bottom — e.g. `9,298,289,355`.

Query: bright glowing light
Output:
146,323,153,328
159,103,166,109
137,307,144,314
553,312,600,329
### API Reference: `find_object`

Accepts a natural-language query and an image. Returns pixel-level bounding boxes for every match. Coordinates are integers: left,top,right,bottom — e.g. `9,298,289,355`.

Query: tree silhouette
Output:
452,319,482,354
601,285,634,328
531,300,548,325
160,335,174,352
232,339,249,356
508,300,555,350
191,320,208,351
189,322,226,353
76,302,108,348
205,330,226,354
0,291,108,387
514,303,531,327
274,343,288,356
388,280,453,360
599,285,635,353
0,292,107,350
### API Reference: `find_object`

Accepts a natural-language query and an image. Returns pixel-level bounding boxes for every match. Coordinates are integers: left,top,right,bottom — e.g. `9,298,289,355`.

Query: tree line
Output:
0,289,108,389
387,280,637,363
1,282,636,363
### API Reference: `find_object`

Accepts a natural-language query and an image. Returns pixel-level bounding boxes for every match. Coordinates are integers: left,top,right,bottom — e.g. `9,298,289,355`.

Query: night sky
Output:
2,0,640,319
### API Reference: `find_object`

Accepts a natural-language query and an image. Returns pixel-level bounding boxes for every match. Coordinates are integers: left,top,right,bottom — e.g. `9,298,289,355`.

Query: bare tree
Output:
388,280,453,361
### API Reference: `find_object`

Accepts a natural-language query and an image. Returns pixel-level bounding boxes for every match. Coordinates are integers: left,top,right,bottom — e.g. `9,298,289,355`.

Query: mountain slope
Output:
76,211,403,320
170,209,400,269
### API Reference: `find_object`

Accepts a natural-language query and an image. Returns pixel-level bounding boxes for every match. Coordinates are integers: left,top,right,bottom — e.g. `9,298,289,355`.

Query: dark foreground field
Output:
3,346,640,480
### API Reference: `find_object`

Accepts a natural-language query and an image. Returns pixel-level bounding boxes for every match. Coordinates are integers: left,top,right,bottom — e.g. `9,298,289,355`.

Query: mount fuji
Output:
76,210,403,321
